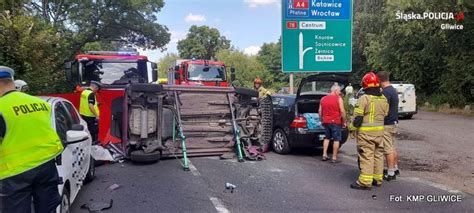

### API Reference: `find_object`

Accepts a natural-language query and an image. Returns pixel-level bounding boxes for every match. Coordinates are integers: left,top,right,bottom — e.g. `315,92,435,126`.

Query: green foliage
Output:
216,49,273,90
357,0,473,106
0,9,68,94
177,25,230,60
157,53,180,78
0,1,170,94
24,0,171,55
257,39,286,83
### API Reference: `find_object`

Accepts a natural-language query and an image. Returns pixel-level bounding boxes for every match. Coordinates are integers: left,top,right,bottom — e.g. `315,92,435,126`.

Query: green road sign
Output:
282,0,353,73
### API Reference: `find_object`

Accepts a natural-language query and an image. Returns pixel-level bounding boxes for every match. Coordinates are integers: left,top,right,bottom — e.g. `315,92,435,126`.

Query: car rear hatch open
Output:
295,73,349,131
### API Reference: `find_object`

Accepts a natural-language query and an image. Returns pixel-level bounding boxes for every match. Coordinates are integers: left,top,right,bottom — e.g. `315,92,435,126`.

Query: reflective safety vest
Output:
80,89,99,117
0,91,63,180
258,86,271,98
353,94,389,132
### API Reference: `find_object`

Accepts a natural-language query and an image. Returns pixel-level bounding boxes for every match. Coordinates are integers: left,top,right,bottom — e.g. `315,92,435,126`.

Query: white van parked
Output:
392,82,417,119
41,97,95,213
351,82,417,119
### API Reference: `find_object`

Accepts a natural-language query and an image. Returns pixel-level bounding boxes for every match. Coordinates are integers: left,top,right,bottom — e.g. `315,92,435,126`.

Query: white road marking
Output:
403,177,464,194
269,168,284,173
209,197,229,213
188,160,200,176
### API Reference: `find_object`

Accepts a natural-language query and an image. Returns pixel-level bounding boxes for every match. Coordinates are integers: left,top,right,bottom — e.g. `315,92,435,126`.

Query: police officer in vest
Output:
0,66,64,212
350,72,389,190
80,81,101,142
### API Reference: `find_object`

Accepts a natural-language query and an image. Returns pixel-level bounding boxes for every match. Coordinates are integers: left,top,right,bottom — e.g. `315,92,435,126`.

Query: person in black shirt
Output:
377,71,400,181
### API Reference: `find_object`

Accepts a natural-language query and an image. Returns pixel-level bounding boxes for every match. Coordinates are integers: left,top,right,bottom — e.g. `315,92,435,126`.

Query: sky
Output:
140,0,282,62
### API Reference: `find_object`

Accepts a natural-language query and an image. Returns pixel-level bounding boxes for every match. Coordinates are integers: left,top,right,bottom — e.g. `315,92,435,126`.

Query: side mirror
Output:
64,61,72,82
174,65,180,71
71,124,85,131
65,130,89,145
151,62,158,82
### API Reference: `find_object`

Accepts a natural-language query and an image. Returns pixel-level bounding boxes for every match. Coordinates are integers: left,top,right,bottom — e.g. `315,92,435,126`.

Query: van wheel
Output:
272,129,290,154
60,187,70,213
404,114,413,119
85,157,95,183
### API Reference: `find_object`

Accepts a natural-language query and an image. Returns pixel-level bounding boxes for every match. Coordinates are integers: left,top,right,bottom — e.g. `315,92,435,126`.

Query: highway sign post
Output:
282,0,353,73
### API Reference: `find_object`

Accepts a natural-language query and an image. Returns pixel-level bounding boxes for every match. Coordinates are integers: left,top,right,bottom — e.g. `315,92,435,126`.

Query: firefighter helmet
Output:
254,77,263,84
362,72,380,89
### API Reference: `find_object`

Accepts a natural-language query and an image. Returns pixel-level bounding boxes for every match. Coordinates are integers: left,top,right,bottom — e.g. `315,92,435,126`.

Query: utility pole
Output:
289,73,294,94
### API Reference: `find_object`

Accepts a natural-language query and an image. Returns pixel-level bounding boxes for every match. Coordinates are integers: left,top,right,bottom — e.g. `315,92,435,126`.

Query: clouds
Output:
184,13,206,23
244,0,279,8
244,46,261,56
170,31,187,44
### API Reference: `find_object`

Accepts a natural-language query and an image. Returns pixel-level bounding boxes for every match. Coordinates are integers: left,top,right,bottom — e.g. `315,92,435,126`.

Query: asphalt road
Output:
71,152,474,212
71,110,474,212
342,110,474,195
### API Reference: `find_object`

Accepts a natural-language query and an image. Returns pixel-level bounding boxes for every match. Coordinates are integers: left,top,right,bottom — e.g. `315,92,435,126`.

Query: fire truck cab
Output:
168,59,235,87
65,51,157,85
60,51,158,146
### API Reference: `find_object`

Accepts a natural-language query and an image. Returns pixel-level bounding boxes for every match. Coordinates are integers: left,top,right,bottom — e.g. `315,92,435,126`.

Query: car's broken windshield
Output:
187,64,225,81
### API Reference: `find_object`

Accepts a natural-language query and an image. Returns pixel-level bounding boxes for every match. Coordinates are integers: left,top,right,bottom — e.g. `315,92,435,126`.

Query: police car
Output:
41,97,95,213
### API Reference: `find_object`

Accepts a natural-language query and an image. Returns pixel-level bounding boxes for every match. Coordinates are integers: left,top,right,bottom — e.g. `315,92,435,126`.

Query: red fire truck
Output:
51,51,158,146
167,59,233,87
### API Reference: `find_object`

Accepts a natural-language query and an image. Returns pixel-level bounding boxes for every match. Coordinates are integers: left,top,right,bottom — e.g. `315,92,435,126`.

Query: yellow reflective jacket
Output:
258,86,271,98
0,91,63,180
80,89,99,117
353,94,389,133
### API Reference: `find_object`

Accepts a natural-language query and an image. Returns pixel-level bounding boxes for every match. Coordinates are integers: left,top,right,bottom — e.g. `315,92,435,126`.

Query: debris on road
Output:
91,145,114,162
80,199,113,212
225,182,236,193
372,195,377,200
107,184,121,191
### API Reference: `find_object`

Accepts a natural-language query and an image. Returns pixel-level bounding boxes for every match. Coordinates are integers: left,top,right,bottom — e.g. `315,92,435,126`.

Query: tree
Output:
23,0,171,57
0,9,67,93
364,0,473,106
0,1,171,94
216,49,273,90
177,25,230,60
157,53,180,78
257,39,285,83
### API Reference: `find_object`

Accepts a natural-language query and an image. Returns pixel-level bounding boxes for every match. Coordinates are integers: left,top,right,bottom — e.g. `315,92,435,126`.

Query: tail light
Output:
290,116,307,128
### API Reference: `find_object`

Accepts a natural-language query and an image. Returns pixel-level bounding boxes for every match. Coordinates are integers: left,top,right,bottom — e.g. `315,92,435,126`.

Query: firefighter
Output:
0,66,64,212
80,81,100,141
350,72,389,190
254,77,271,98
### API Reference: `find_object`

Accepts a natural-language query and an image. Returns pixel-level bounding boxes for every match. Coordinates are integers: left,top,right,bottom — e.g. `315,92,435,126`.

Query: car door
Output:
62,101,92,181
53,101,83,198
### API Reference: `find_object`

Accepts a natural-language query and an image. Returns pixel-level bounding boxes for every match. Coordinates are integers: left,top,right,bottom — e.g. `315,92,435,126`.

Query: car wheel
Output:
404,114,413,119
272,129,290,154
130,150,161,163
60,187,70,213
85,157,95,183
259,96,274,145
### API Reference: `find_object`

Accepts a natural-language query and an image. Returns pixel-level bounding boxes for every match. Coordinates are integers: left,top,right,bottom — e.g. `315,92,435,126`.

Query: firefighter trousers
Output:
356,131,384,187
